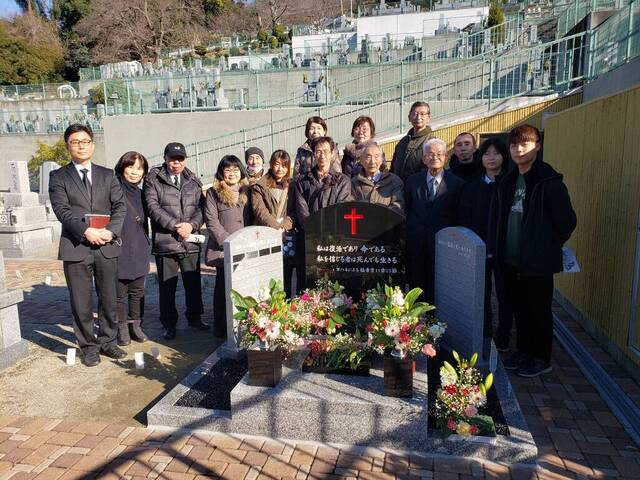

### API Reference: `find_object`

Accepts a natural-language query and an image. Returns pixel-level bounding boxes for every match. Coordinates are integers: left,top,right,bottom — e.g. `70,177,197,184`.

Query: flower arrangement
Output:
303,333,369,373
365,285,446,358
230,279,291,349
289,278,355,337
433,351,495,437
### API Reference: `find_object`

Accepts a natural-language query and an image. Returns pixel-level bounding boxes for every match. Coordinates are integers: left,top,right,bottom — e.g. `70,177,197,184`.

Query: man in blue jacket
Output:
491,124,576,378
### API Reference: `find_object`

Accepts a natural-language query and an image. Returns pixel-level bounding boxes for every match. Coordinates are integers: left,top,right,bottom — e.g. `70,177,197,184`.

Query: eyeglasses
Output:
412,112,431,117
315,149,332,157
426,153,445,158
224,167,241,174
68,139,92,147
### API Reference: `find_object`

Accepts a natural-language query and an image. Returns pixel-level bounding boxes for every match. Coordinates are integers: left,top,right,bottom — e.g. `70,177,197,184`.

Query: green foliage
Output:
0,23,63,84
62,35,91,81
88,85,104,105
15,0,48,17
28,140,71,174
268,36,278,49
203,0,233,16
257,29,269,43
485,3,506,46
194,45,208,57
468,415,496,437
229,46,241,56
54,0,91,33
272,24,289,44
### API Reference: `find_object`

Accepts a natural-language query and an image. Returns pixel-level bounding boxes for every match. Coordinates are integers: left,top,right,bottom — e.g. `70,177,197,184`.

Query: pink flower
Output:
422,344,436,357
301,293,311,301
464,406,478,418
447,419,457,431
469,425,479,435
415,323,426,333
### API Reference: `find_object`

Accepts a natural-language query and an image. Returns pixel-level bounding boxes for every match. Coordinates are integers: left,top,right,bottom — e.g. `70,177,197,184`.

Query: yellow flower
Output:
456,422,471,437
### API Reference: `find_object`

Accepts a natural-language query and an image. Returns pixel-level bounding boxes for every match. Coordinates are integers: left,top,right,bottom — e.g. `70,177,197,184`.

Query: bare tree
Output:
75,0,207,63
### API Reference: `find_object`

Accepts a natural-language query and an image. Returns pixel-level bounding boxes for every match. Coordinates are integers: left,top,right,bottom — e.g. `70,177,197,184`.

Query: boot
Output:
129,321,148,343
117,322,131,346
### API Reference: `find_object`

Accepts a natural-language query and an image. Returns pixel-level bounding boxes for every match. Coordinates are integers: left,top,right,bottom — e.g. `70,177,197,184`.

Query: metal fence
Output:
0,82,82,102
147,31,590,178
98,19,526,115
556,0,626,37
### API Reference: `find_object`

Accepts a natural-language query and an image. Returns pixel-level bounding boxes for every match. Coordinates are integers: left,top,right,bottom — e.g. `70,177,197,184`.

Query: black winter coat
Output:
143,165,204,256
458,176,496,246
117,177,151,280
490,159,576,276
449,150,481,181
294,167,352,227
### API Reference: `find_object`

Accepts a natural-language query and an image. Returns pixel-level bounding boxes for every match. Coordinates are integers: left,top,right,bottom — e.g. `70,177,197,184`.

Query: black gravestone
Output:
304,201,405,297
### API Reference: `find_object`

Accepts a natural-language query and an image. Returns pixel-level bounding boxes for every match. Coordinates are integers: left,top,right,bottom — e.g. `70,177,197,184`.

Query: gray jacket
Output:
143,165,204,256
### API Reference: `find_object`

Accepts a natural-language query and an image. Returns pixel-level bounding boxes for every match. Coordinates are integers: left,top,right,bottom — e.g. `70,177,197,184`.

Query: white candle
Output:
66,348,76,365
134,352,145,369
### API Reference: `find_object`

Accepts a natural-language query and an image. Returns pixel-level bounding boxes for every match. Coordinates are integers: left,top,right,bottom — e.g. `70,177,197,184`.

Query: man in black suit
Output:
49,124,127,367
405,137,465,303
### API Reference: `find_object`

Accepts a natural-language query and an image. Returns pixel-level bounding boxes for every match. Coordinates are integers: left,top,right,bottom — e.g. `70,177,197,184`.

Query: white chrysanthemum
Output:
257,314,269,329
384,320,400,337
391,288,405,308
429,323,446,339
265,321,280,340
257,286,271,302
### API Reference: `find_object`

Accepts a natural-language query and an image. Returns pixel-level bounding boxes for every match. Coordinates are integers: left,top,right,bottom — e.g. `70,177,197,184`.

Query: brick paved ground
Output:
1,259,640,479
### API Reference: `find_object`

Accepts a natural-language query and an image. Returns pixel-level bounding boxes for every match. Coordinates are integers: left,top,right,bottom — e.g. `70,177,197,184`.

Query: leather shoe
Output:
164,327,177,340
102,345,127,359
82,351,101,367
188,319,210,331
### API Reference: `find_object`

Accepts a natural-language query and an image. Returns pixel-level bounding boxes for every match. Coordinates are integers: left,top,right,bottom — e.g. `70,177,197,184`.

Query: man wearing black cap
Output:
143,142,208,339
245,146,265,183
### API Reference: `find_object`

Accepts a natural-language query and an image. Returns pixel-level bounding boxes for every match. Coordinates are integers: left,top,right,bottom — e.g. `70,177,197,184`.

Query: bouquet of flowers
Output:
433,351,496,437
230,279,290,349
365,284,446,358
290,278,355,337
304,333,369,372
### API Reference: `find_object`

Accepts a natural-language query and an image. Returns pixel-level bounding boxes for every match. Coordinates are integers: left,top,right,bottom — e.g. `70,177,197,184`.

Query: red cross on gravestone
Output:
343,208,364,236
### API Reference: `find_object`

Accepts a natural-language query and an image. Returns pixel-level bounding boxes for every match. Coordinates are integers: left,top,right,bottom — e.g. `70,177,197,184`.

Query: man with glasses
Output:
405,138,465,302
144,142,207,340
49,124,127,366
391,101,434,182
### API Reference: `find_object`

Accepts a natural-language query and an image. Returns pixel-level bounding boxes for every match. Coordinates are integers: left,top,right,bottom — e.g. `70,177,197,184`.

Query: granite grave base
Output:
147,348,537,463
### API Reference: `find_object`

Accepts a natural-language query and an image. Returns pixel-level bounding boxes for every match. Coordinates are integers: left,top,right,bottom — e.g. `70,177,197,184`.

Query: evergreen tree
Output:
485,3,506,46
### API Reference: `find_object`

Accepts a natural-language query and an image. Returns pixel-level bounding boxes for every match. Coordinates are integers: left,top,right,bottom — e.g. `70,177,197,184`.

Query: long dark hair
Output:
114,151,149,176
215,155,247,181
478,137,511,175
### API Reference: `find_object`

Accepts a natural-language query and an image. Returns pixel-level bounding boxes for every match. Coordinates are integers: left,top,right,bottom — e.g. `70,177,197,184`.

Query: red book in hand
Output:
84,214,111,229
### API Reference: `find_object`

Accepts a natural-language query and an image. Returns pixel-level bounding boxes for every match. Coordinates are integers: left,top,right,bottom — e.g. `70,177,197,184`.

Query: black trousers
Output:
483,258,514,340
63,250,118,354
502,264,554,363
116,276,146,325
213,265,227,337
155,252,203,328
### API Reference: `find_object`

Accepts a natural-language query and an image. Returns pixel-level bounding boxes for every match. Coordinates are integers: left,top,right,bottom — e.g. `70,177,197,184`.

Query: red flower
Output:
447,419,457,431
444,385,457,395
469,425,479,435
271,307,278,315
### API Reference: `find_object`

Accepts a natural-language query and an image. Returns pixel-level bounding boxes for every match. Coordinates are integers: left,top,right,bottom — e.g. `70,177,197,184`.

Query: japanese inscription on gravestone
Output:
304,201,405,297
434,227,486,361
222,226,283,358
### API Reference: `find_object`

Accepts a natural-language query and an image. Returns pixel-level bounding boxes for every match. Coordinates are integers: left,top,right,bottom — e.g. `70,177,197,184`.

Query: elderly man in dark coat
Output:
144,142,207,340
405,137,465,303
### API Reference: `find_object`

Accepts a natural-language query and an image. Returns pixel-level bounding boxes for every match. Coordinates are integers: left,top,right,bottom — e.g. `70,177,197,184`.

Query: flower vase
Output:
247,342,282,387
383,349,413,397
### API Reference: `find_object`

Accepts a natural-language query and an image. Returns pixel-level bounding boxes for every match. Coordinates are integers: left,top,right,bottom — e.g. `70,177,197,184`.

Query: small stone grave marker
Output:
434,227,486,361
222,226,283,358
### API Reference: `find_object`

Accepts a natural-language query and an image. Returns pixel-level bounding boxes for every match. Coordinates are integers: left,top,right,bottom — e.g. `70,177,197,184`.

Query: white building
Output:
291,5,489,57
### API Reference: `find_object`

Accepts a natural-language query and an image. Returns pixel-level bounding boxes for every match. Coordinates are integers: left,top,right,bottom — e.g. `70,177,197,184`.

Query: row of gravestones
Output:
220,201,485,362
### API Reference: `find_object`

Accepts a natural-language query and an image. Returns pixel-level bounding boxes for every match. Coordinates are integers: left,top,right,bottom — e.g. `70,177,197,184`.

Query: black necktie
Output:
173,175,179,188
81,168,92,201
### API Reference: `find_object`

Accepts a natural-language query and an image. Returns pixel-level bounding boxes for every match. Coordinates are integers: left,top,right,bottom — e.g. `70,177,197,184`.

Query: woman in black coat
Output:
458,137,513,351
114,151,151,345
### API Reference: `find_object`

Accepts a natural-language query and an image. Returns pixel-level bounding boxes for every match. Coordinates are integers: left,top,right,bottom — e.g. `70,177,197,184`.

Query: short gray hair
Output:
423,138,447,155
